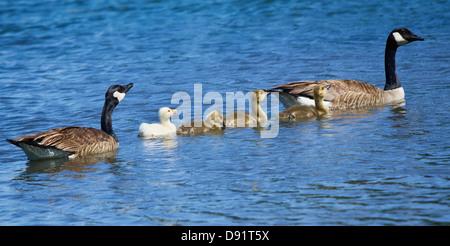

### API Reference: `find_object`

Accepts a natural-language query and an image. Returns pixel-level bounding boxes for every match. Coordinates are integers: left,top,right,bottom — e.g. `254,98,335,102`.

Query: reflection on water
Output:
140,136,178,153
21,150,118,175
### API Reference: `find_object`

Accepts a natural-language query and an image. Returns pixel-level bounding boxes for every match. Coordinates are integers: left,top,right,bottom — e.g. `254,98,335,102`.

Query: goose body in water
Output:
269,28,424,110
138,107,177,138
279,85,330,120
7,83,133,160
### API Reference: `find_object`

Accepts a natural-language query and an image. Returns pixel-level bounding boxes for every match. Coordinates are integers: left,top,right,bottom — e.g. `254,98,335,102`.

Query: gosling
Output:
278,85,331,120
177,110,225,136
225,89,269,127
139,107,177,138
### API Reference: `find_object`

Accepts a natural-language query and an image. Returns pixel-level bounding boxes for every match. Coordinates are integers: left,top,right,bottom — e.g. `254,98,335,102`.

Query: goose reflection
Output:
389,101,407,119
140,136,178,154
22,150,118,175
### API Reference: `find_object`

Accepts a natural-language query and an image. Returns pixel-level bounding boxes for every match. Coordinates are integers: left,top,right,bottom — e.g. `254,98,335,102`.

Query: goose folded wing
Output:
13,127,115,153
273,79,383,102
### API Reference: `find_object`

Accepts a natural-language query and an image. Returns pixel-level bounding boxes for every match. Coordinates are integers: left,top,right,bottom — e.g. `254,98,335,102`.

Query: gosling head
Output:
106,83,133,105
159,107,177,121
205,110,225,128
390,28,424,47
252,89,269,104
313,84,331,99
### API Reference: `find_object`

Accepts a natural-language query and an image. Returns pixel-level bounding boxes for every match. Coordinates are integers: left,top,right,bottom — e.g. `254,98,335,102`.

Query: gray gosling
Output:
177,110,225,136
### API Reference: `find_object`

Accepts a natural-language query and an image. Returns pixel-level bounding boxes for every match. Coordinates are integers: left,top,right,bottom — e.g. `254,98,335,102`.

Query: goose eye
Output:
168,109,171,112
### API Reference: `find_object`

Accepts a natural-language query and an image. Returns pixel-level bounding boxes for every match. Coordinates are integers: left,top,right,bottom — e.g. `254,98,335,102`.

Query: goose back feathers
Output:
7,127,118,159
274,79,391,110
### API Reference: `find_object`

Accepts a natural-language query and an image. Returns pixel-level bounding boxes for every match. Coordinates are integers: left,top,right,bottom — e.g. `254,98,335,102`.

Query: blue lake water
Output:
0,0,449,225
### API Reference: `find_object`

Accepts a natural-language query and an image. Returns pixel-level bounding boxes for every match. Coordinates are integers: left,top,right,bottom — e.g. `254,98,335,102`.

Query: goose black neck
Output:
101,99,118,142
384,36,401,90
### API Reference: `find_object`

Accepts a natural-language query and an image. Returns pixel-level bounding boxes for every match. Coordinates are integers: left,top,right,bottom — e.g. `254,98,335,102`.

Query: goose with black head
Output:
7,83,133,160
268,28,424,110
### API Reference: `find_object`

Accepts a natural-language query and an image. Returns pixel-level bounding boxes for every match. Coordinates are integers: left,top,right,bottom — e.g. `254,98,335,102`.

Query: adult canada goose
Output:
279,85,330,120
269,28,424,110
7,83,133,160
138,107,177,138
225,89,269,127
176,110,225,136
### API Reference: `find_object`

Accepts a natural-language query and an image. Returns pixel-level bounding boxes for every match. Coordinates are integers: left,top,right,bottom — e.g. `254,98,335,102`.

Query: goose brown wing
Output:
272,79,383,102
10,127,115,153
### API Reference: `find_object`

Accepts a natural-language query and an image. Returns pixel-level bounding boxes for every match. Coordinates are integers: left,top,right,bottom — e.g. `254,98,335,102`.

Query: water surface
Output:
0,0,449,225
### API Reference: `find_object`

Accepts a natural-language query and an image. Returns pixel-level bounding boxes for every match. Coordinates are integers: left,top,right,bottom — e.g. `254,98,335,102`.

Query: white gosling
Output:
139,107,177,138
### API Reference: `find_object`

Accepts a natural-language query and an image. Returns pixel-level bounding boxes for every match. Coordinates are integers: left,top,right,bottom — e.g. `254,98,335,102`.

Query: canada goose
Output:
225,89,269,127
176,110,225,136
7,83,133,160
269,28,424,110
138,107,177,138
279,85,330,120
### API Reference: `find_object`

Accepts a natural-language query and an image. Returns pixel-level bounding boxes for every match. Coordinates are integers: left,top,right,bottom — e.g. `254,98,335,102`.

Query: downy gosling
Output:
279,85,331,120
225,89,269,127
176,110,225,136
139,107,177,138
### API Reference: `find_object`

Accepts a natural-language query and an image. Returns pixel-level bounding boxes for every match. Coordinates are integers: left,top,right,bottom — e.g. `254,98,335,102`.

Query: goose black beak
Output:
123,83,133,93
410,35,424,42
325,85,331,90
409,32,424,42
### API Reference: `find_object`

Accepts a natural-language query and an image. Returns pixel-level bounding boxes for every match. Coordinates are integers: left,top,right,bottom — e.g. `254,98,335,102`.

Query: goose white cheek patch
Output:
393,32,408,46
113,91,126,102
